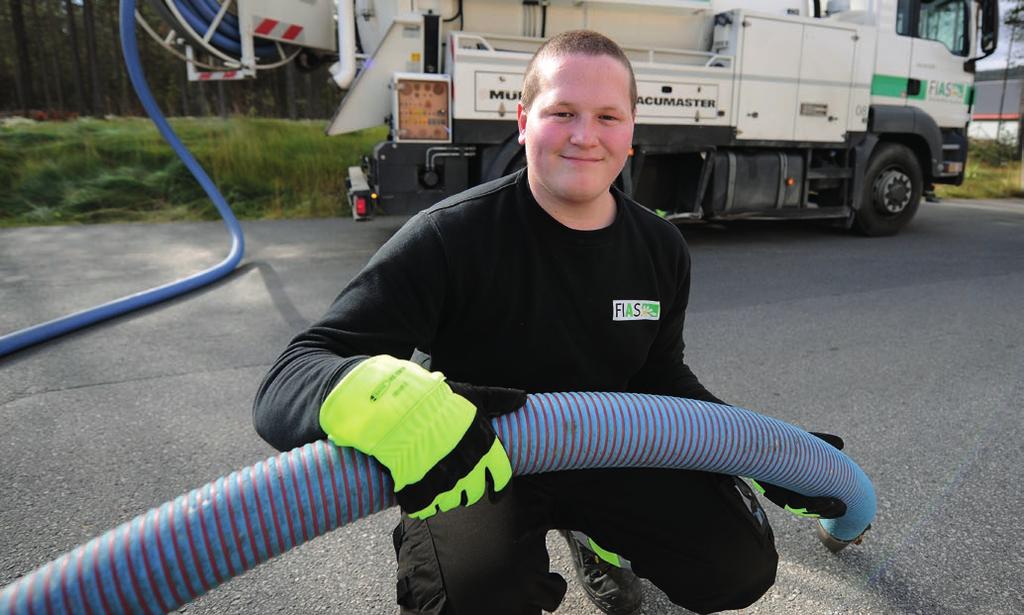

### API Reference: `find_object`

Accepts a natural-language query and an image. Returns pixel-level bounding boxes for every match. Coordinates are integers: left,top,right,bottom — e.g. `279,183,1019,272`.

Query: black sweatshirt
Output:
253,169,722,452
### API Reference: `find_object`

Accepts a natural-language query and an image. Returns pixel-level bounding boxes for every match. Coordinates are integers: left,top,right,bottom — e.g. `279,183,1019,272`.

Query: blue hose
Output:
187,0,242,40
0,0,244,359
0,393,875,614
169,0,278,58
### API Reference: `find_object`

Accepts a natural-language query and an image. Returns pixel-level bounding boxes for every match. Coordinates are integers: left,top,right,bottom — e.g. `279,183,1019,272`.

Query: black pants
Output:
391,469,778,615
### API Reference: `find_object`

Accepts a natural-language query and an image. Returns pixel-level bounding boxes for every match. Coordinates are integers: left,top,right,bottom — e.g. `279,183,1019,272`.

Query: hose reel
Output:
138,0,335,78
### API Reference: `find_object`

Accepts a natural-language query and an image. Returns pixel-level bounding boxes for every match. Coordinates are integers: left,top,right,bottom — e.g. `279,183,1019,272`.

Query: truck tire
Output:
853,143,923,236
482,137,525,182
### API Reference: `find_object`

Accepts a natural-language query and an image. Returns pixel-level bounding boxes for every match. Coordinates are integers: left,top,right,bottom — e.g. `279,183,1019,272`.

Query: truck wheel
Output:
853,143,923,236
482,137,525,182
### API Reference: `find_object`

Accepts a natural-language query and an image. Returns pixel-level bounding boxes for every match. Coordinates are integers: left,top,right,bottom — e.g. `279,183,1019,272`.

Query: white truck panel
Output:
354,0,403,56
450,32,733,126
567,4,714,50
243,0,336,51
798,23,856,82
635,77,728,125
735,16,803,140
353,0,714,55
844,23,875,133
633,61,734,126
327,18,426,136
870,0,912,107
384,0,811,56
473,71,525,117
794,23,856,141
462,3,531,39
451,46,533,121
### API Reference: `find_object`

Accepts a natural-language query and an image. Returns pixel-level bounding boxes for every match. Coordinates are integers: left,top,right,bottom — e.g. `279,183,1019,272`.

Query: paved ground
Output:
1,199,1022,614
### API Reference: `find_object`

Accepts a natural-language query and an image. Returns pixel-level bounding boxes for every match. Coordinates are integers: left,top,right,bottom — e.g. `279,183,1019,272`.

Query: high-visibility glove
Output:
319,355,526,519
444,380,529,419
749,432,848,519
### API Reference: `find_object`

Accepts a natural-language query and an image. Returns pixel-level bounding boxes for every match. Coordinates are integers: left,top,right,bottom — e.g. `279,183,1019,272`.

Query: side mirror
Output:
980,0,999,56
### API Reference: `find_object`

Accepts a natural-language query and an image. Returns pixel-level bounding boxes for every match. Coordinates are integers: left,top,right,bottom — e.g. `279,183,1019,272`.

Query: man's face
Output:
517,53,635,213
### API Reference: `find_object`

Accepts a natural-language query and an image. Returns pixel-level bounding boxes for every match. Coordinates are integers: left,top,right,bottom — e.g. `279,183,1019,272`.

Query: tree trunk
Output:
273,69,285,117
63,0,87,115
181,69,191,116
82,0,104,115
312,69,328,119
29,0,54,110
303,71,314,118
285,63,298,120
47,0,66,111
217,81,228,118
8,0,35,112
197,81,212,117
108,3,128,115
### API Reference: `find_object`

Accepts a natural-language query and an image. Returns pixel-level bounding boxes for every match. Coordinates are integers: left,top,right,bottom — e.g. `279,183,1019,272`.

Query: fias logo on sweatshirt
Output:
612,300,661,321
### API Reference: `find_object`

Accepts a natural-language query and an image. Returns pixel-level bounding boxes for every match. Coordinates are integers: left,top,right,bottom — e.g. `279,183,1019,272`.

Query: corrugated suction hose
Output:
0,393,875,614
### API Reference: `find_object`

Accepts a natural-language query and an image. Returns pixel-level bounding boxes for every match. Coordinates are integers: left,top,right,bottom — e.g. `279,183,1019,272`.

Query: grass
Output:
934,159,1024,200
933,137,1024,200
1,120,1021,227
0,117,387,227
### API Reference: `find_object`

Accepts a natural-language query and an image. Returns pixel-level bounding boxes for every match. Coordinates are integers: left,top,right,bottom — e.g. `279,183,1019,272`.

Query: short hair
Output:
520,30,637,112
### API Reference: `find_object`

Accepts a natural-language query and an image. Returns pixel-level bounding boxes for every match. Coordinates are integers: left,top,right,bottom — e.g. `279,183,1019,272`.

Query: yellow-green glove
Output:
319,355,523,519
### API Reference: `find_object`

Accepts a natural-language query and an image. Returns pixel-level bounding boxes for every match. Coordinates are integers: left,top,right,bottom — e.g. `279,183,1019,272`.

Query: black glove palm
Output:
750,432,848,519
447,381,528,417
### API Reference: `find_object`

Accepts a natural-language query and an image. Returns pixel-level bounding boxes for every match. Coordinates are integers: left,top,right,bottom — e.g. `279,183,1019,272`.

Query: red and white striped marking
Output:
196,70,245,81
252,16,305,43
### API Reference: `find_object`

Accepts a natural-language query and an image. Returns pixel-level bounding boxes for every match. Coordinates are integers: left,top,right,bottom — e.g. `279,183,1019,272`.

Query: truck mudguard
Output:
851,133,880,213
482,133,525,182
869,105,944,177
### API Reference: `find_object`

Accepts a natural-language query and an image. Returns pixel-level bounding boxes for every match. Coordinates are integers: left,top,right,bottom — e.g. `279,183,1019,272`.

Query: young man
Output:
254,30,840,615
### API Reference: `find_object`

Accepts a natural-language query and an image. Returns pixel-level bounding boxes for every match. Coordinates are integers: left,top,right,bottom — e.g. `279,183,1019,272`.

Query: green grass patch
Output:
3,120,1021,227
0,117,386,227
935,159,1024,200
933,138,1024,200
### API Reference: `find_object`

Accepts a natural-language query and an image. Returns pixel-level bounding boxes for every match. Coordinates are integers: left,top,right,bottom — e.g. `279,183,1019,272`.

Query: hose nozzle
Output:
816,521,869,553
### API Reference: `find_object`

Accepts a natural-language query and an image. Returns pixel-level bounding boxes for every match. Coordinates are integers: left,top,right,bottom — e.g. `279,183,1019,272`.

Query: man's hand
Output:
319,355,526,519
749,432,848,519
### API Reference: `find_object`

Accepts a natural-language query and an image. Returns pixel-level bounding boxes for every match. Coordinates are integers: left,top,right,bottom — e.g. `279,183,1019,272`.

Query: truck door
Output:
871,0,914,107
907,0,973,128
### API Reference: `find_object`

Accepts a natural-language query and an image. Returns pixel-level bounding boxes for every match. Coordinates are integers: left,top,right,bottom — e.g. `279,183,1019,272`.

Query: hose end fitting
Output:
816,521,870,553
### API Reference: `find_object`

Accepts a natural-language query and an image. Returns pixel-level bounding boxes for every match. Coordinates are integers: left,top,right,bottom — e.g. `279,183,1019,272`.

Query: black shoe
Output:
561,531,643,615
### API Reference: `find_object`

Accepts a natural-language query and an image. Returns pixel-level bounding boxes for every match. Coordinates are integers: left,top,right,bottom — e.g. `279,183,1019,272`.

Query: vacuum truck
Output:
145,0,999,235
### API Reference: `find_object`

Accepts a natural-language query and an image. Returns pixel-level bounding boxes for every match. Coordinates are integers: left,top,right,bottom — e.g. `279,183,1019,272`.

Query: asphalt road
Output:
2,199,1022,614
